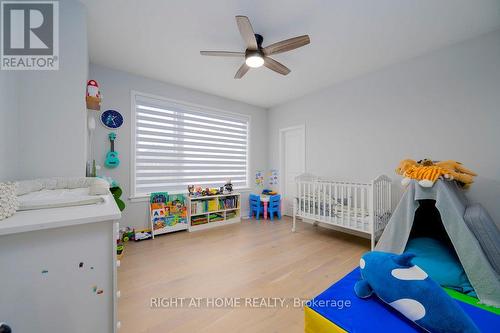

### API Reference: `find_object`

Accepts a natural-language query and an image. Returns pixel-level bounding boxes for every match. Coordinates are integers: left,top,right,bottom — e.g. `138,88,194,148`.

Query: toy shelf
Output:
187,193,241,232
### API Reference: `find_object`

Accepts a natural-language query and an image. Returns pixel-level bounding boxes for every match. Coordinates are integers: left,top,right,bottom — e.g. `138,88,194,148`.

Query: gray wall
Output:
0,0,88,181
268,30,500,222
89,64,268,228
0,72,19,181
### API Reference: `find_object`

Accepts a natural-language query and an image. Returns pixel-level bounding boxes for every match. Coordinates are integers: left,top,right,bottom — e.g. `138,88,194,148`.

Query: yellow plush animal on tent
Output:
396,159,477,188
396,159,449,187
434,160,477,181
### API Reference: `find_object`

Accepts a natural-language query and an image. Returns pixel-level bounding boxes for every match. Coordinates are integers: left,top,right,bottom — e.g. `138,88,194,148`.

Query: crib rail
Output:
293,174,392,249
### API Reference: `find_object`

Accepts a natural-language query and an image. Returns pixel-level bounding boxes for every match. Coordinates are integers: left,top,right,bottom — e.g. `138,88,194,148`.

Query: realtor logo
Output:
1,1,59,70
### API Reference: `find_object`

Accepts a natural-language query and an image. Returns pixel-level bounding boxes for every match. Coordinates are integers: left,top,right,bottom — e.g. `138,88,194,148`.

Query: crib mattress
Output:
18,188,105,211
305,268,499,333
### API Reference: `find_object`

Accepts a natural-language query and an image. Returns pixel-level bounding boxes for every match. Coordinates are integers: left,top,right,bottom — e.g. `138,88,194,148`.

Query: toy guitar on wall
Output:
105,132,120,168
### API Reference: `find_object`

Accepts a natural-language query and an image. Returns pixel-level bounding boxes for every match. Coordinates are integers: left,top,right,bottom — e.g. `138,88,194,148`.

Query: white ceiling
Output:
83,0,500,108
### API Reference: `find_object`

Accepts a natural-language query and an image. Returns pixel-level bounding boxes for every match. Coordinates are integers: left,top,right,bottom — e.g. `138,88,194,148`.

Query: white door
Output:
280,126,305,216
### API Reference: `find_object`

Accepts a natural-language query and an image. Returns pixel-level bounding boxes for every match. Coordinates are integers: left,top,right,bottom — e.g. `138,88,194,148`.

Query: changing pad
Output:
18,188,105,211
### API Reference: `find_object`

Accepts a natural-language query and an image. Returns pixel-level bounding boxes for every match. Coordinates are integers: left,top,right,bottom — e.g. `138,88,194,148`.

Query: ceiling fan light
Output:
245,55,264,68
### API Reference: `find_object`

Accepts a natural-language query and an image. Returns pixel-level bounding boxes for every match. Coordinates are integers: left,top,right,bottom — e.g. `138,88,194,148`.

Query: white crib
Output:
292,173,392,249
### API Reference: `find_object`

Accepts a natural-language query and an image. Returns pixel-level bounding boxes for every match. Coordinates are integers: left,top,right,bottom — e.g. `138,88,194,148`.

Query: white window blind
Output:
132,93,249,196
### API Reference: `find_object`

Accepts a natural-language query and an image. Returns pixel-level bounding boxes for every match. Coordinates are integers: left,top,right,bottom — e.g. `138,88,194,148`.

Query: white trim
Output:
130,89,251,198
278,124,306,215
130,91,137,199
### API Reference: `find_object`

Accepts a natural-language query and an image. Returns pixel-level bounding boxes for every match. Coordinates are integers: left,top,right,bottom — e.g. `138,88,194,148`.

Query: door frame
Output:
279,124,306,215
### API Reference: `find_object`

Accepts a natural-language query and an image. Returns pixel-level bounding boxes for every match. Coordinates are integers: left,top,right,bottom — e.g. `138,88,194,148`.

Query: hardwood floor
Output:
118,217,369,333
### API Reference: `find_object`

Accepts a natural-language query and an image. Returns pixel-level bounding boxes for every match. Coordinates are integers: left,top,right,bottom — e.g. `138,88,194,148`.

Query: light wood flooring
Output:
117,217,369,333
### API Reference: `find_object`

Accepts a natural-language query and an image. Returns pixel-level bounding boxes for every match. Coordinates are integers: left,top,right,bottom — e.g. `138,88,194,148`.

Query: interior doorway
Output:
279,125,306,216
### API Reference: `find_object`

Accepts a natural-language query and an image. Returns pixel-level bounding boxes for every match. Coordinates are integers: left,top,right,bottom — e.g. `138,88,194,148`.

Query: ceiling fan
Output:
200,16,310,79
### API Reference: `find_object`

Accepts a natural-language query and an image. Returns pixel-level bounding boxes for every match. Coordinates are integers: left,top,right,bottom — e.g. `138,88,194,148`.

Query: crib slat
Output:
305,182,308,215
354,185,358,229
301,182,304,215
361,186,365,221
324,183,327,220
299,182,302,214
314,182,317,218
312,182,315,217
341,184,345,227
347,184,352,227
299,182,302,215
302,182,305,215
315,183,318,217
307,183,311,215
329,183,332,222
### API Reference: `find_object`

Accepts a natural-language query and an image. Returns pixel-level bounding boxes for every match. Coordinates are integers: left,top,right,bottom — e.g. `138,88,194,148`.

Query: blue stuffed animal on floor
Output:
354,251,480,333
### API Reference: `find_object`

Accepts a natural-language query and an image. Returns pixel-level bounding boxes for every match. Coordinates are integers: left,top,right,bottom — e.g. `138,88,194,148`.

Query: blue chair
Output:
268,195,282,220
249,194,264,219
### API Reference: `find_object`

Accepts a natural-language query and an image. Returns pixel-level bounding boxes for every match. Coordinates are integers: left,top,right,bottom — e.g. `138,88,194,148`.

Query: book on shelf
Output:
208,212,224,222
207,199,219,212
219,196,239,210
191,200,207,215
190,195,239,214
191,216,208,225
226,213,238,220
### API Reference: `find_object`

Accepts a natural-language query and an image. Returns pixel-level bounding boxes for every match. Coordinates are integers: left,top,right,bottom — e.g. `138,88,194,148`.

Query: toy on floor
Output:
396,159,476,188
354,251,480,333
134,229,152,241
116,239,124,259
121,227,135,242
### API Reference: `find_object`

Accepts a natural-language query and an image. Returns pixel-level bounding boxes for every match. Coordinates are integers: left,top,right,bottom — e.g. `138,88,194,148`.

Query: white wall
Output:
0,71,19,181
89,64,268,228
268,30,500,223
8,0,88,180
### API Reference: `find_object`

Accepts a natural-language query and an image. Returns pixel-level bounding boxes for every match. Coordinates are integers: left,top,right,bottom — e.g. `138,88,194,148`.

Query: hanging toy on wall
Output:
86,80,102,111
101,109,123,129
105,132,120,168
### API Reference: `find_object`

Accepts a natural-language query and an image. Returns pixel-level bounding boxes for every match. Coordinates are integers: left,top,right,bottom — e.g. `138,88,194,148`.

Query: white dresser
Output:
0,195,121,333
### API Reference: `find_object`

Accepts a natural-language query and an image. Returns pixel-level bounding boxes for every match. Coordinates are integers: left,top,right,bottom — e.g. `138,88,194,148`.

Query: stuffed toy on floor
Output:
395,159,476,188
354,251,480,333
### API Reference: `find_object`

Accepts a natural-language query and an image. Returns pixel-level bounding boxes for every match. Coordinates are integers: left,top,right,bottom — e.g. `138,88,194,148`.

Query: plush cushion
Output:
464,204,500,275
16,179,43,195
16,177,96,195
18,188,104,211
89,177,110,195
405,237,476,296
0,182,18,220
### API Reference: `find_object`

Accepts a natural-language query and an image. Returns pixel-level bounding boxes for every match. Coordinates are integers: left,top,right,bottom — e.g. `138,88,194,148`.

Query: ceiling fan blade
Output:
200,51,245,57
264,35,310,55
264,57,291,76
234,63,250,79
236,16,258,50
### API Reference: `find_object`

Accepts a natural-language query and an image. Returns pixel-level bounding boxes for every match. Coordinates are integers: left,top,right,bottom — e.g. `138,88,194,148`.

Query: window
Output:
131,92,249,197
